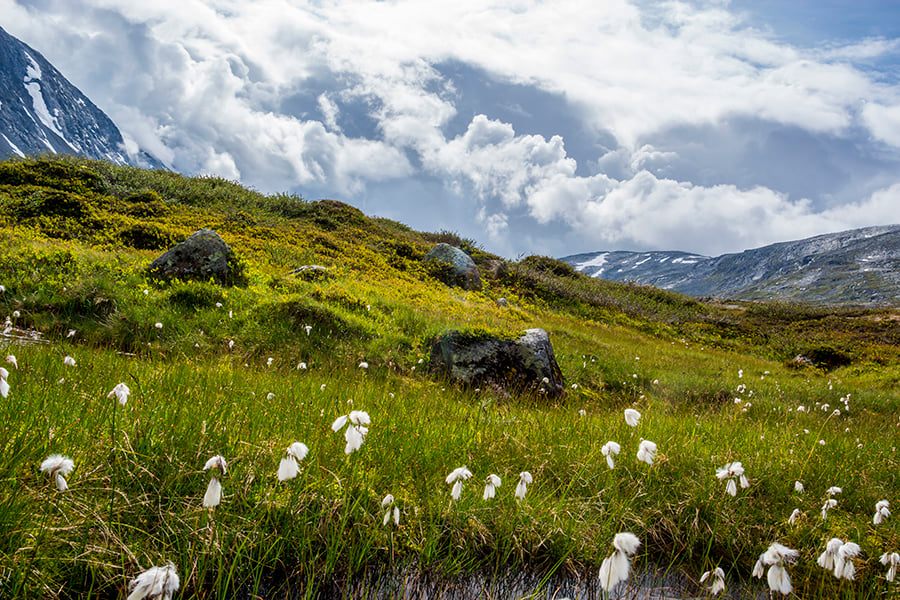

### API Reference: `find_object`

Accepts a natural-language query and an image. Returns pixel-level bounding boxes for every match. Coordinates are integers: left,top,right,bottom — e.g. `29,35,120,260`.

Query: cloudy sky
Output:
4,0,900,258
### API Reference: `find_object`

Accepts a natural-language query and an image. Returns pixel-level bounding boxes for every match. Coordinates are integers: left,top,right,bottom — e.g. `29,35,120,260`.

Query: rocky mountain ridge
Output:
561,225,900,305
0,26,160,168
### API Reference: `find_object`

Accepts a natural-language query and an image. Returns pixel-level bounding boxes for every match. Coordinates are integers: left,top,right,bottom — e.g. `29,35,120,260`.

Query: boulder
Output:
430,328,564,397
423,243,482,291
289,265,330,281
147,228,244,286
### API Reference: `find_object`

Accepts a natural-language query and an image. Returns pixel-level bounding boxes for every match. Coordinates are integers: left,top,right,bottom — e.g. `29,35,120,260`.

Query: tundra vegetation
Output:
1,156,899,599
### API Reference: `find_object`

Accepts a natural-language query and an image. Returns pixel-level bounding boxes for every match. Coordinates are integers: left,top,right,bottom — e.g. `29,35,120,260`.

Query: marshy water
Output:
242,566,768,600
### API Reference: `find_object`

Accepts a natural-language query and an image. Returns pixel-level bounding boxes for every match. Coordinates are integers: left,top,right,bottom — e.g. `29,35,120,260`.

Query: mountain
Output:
561,225,900,305
0,26,161,168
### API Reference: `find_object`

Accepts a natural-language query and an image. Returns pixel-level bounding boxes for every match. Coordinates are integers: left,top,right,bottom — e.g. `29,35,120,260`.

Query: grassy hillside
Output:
1,156,900,599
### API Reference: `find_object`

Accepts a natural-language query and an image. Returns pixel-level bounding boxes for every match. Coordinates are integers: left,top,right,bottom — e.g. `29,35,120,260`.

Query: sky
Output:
3,0,900,258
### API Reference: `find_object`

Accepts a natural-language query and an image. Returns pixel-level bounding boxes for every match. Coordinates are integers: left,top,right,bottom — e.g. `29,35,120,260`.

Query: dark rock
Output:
430,328,564,397
423,243,482,291
496,297,509,307
147,228,245,286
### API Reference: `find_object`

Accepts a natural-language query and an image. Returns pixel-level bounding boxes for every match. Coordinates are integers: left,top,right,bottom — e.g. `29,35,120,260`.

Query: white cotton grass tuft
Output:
788,508,801,525
381,494,400,526
331,410,370,454
40,454,74,491
601,441,621,469
817,538,844,571
834,541,861,580
624,408,641,427
202,455,227,508
699,566,726,595
0,366,8,398
794,480,804,493
715,462,749,496
515,471,533,499
636,439,657,465
5,355,16,368
826,486,842,496
277,442,309,481
127,562,180,600
446,466,473,500
598,532,640,592
881,552,900,582
752,542,798,596
108,382,131,406
483,474,501,500
63,355,76,367
874,500,891,525
821,498,838,520
154,322,163,329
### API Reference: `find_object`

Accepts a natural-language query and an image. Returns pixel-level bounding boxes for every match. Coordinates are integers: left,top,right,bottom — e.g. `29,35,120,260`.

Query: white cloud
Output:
2,0,899,257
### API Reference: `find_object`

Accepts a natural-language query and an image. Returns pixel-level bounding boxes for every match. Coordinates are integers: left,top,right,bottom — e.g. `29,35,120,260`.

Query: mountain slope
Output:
561,225,900,305
0,26,160,168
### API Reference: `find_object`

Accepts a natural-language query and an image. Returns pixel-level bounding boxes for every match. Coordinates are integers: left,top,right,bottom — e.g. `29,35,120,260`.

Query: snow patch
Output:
1,134,26,158
672,257,699,264
634,255,652,267
576,252,609,270
23,52,41,81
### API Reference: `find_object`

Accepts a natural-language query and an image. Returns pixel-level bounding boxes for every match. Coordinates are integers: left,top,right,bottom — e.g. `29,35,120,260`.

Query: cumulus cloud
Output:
2,0,899,257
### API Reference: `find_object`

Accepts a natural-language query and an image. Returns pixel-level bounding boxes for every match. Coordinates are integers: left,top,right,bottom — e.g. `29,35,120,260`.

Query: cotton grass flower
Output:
752,542,798,595
277,442,309,481
154,322,163,329
40,454,74,491
874,500,891,525
358,361,369,369
624,408,641,427
699,566,725,595
826,486,842,496
715,462,749,496
601,441,620,469
331,410,370,454
598,532,640,592
381,494,400,526
63,355,76,367
446,466,473,500
108,383,131,406
515,471,532,499
0,367,8,398
483,474,501,500
880,552,900,582
788,508,801,524
127,562,180,600
202,455,227,508
818,538,844,571
636,439,657,465
5,355,16,368
834,541,861,580
821,498,838,520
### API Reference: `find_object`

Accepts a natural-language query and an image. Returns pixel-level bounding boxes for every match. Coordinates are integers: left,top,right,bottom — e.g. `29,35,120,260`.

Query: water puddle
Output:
250,565,768,600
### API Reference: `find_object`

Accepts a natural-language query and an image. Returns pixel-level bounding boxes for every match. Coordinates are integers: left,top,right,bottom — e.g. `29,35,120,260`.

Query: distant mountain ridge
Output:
0,26,161,168
561,225,900,305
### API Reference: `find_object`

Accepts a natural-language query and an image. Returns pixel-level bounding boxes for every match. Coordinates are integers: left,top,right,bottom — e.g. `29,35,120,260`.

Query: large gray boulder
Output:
147,228,245,286
423,243,482,291
430,328,564,397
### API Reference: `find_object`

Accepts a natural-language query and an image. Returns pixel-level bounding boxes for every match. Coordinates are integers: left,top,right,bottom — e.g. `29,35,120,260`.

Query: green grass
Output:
1,156,900,598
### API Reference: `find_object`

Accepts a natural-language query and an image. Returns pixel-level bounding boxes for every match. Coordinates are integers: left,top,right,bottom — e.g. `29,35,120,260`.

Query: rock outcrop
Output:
430,328,564,396
423,243,482,291
147,228,245,286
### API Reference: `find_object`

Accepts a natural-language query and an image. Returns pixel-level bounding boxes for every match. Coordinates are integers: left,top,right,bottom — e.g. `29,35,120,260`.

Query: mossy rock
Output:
423,243,482,291
147,228,247,287
430,328,565,397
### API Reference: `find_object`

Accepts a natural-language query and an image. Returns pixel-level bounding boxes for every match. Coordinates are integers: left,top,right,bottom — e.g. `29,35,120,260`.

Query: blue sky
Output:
3,0,900,258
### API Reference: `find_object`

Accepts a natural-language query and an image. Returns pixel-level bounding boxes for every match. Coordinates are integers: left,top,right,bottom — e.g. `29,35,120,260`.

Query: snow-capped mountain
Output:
561,225,900,305
0,26,160,167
